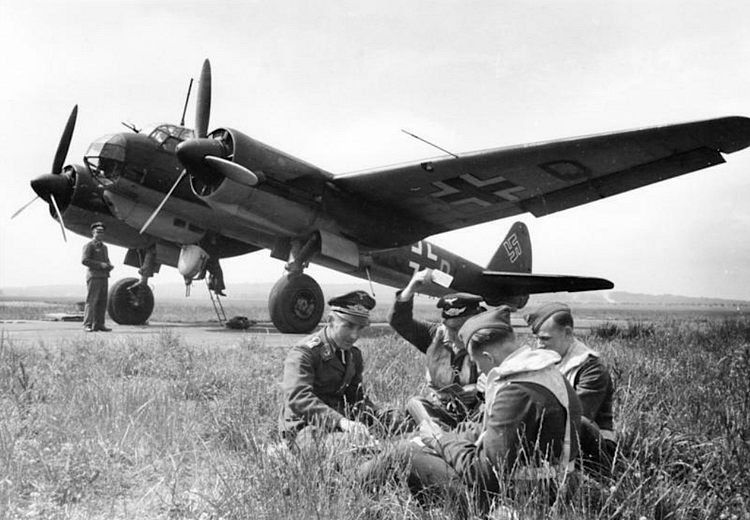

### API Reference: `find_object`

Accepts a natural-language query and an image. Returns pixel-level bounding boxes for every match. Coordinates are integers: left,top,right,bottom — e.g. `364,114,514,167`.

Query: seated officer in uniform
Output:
279,290,405,450
361,307,581,516
525,302,617,475
388,269,485,429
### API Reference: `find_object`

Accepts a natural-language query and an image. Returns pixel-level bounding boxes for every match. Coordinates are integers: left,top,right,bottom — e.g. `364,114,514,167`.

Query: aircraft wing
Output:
333,117,750,236
482,271,614,296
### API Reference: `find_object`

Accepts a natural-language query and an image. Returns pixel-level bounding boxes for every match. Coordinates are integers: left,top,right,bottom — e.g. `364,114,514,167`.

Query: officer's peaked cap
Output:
458,305,514,347
90,221,106,231
525,302,571,334
328,290,376,326
437,292,483,320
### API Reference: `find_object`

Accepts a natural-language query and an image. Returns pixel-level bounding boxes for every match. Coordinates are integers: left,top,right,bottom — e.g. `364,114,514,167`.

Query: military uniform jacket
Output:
558,338,614,432
279,328,376,437
432,348,582,494
81,239,111,280
388,296,477,390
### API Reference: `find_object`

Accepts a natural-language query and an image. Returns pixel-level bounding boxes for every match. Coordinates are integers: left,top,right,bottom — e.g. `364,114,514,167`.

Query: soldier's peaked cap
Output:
458,305,513,347
525,302,571,334
328,290,376,326
437,292,483,320
90,221,106,230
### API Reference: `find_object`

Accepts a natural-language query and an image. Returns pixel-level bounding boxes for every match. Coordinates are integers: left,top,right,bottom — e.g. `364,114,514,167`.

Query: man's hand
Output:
399,269,434,301
418,419,443,448
339,418,374,445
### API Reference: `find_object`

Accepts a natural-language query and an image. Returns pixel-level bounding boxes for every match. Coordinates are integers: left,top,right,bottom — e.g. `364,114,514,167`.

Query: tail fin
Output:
486,221,532,273
481,221,613,309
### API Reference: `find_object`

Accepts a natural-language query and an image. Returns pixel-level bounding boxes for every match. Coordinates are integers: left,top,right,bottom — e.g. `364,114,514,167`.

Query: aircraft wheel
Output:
107,277,155,325
269,274,324,333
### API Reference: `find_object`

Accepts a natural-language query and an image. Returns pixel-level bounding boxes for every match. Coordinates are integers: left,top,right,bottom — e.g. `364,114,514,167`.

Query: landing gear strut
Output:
268,273,324,334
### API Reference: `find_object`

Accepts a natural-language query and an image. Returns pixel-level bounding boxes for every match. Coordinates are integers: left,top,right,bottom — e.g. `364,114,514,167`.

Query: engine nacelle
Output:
210,127,330,184
194,175,323,237
184,128,339,238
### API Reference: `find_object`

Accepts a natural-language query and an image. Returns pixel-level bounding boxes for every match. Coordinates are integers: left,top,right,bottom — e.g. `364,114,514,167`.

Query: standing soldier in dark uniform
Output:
279,290,404,450
81,222,113,332
525,302,617,475
389,269,485,430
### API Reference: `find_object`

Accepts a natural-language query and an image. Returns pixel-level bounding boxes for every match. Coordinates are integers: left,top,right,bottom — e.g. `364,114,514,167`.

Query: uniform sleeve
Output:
575,359,612,422
387,295,439,353
436,384,532,491
282,345,344,432
81,242,99,268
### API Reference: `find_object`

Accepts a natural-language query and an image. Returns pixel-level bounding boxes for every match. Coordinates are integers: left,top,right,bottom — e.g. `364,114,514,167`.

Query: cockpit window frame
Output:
145,124,195,152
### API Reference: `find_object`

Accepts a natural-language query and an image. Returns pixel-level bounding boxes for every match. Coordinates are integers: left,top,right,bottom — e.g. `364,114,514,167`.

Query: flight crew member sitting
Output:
279,290,405,450
526,302,617,475
389,269,486,430
361,307,581,515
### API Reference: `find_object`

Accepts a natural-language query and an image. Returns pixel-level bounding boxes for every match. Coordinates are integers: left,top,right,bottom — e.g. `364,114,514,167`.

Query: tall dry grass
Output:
0,314,749,519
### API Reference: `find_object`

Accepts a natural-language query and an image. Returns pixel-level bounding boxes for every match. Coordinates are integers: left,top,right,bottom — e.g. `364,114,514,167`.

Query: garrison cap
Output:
525,302,570,334
458,306,514,347
437,292,484,320
90,221,106,231
328,290,376,326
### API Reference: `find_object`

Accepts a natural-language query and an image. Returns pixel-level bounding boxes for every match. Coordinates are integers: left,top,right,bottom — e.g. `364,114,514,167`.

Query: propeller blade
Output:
195,60,211,138
204,156,262,186
140,170,188,234
52,105,78,174
10,195,40,219
49,194,68,242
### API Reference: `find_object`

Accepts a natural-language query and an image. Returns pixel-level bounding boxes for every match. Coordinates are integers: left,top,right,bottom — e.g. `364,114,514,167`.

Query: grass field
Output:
1,299,749,519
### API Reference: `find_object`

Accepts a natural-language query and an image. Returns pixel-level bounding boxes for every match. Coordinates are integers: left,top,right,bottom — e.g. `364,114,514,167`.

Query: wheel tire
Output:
268,274,324,333
107,277,155,325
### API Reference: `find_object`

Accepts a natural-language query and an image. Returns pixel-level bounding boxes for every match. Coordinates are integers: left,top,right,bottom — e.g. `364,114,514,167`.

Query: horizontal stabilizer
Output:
482,271,614,296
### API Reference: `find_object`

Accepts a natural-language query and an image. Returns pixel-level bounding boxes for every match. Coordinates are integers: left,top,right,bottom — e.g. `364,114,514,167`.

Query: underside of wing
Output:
333,117,750,237
482,271,615,296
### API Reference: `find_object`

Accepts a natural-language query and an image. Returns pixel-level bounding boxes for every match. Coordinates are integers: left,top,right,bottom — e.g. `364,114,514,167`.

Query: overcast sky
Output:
2,0,750,300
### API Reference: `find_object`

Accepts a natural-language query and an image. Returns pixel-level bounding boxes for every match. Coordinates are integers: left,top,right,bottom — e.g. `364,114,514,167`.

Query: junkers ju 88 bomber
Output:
14,59,750,333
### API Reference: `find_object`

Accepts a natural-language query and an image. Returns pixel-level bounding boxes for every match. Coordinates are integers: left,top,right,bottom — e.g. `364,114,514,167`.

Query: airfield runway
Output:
0,316,620,348
0,319,299,348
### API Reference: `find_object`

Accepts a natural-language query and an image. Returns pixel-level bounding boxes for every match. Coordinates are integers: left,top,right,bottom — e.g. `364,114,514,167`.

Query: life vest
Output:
558,339,616,442
480,347,574,481
424,324,476,389
558,338,599,387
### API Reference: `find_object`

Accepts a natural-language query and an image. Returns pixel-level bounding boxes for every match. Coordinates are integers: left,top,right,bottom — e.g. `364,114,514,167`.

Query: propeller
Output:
53,105,78,173
10,196,40,219
139,170,187,234
140,59,258,234
49,192,68,242
141,59,214,234
195,59,211,138
12,106,78,242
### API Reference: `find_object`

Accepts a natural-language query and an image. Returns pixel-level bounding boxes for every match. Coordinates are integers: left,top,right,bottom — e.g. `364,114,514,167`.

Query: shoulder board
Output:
305,336,322,348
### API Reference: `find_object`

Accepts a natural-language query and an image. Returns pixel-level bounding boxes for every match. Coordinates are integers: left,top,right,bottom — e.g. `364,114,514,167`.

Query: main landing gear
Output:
268,273,324,334
268,233,326,334
107,277,155,325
